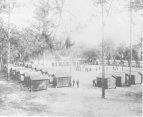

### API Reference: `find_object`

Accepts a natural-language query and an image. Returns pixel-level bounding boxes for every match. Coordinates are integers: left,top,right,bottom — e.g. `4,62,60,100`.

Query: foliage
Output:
131,0,143,11
82,46,101,64
115,44,139,61
100,37,116,60
115,43,126,60
0,0,142,65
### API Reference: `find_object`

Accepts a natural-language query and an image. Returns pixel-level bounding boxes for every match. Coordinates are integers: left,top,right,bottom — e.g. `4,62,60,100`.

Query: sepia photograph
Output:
0,0,142,116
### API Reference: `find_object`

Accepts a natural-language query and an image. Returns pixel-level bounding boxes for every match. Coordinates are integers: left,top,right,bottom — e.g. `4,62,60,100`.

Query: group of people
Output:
69,79,79,87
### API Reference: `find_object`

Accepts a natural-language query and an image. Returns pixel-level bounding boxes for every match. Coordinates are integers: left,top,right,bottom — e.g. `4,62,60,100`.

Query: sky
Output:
1,0,143,46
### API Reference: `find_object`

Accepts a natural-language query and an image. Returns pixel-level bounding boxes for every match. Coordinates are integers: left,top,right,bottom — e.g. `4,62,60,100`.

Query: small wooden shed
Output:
125,70,142,84
23,71,43,88
52,73,72,88
96,73,116,89
24,73,50,91
15,68,32,82
42,68,66,84
112,71,128,86
10,66,25,80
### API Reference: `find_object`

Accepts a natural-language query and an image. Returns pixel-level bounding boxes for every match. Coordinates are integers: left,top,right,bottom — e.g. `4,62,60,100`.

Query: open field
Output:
0,69,142,116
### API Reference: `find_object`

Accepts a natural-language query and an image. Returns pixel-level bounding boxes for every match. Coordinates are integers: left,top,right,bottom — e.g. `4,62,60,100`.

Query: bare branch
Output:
104,0,115,23
55,0,68,35
52,17,61,40
62,10,77,18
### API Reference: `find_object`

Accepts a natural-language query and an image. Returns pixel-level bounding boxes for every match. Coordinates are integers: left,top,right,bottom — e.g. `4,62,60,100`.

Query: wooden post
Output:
101,0,105,98
129,0,132,86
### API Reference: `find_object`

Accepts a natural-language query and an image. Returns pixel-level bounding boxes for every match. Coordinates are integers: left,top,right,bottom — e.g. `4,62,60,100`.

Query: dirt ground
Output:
0,69,142,116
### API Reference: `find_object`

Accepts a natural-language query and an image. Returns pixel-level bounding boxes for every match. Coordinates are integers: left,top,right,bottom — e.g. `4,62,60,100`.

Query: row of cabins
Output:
101,60,143,67
31,55,143,68
51,59,143,68
1,63,72,91
96,68,142,89
32,56,85,67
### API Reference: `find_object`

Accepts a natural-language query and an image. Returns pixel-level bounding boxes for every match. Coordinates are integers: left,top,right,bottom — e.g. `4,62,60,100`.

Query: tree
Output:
115,43,126,60
33,0,64,66
100,37,116,60
0,26,8,65
93,0,115,98
131,0,143,11
0,0,17,80
123,46,139,62
82,47,101,64
138,34,143,60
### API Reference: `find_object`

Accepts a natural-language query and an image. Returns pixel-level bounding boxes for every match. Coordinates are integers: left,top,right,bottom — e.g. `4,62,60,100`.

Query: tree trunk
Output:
0,52,2,71
69,48,71,74
129,0,132,86
7,42,10,80
43,50,45,66
7,4,11,80
38,53,40,64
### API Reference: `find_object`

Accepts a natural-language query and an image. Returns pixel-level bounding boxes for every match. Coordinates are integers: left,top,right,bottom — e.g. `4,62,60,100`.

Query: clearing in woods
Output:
0,71,142,116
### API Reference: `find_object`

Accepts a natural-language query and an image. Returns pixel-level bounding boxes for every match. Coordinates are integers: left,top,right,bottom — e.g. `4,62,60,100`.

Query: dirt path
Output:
0,71,142,116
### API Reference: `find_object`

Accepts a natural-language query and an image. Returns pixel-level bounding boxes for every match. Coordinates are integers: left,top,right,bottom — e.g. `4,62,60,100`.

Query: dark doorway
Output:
130,75,135,85
97,78,108,88
139,73,142,83
116,77,122,86
97,78,102,87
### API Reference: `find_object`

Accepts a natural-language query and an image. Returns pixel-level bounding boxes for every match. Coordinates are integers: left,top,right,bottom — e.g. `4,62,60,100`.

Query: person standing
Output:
73,80,75,87
69,80,72,87
93,79,95,86
76,80,79,87
95,79,97,87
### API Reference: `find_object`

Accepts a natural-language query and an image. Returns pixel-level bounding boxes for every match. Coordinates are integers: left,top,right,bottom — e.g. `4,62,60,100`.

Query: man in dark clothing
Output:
93,79,95,86
73,80,75,87
76,80,79,87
